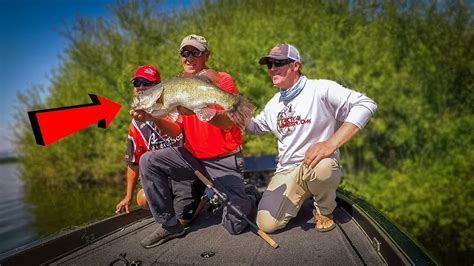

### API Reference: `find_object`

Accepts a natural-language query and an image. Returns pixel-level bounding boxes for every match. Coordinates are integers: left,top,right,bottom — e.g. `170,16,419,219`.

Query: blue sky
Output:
0,0,115,152
0,0,190,153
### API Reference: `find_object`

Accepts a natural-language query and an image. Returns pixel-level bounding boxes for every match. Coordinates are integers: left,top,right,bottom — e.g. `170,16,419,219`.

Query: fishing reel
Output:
204,188,226,213
209,193,223,207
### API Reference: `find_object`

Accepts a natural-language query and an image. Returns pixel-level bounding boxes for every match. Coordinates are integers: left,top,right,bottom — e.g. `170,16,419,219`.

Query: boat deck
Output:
1,157,433,265
51,199,385,265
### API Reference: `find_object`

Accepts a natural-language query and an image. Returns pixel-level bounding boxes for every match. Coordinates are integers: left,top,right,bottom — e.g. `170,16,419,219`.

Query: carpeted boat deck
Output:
52,199,385,265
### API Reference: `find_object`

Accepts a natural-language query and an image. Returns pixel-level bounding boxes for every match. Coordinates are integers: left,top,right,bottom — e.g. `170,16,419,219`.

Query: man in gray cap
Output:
238,43,377,233
131,34,256,248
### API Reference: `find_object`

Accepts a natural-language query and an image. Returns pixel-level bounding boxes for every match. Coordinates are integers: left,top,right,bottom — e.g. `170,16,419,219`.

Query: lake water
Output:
0,162,123,255
0,162,36,254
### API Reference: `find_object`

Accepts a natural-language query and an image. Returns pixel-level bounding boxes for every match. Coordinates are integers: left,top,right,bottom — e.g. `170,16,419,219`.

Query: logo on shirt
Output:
148,132,183,150
277,104,311,135
148,133,159,148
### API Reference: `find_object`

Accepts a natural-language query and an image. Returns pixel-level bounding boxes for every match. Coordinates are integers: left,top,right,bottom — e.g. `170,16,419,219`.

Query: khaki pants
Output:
256,157,342,233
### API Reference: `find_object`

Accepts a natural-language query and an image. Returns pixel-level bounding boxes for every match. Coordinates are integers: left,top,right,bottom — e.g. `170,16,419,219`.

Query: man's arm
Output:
115,164,139,214
208,110,234,130
303,122,360,168
303,82,377,168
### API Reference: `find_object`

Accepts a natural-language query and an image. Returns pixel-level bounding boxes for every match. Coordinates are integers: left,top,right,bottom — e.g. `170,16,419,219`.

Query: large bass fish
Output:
131,76,254,128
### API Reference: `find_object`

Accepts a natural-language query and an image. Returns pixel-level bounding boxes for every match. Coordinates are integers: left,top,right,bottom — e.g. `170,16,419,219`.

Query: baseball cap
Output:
179,34,209,52
258,44,301,65
130,65,160,82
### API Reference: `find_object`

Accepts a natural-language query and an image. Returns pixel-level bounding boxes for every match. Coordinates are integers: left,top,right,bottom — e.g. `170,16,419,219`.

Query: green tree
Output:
14,0,473,263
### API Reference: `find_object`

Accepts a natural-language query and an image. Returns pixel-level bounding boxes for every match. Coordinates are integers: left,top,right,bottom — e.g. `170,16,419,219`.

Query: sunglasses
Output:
180,49,204,58
132,79,154,87
266,59,294,69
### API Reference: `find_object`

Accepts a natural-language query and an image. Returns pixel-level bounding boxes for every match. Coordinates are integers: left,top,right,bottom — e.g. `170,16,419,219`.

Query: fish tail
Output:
228,96,255,129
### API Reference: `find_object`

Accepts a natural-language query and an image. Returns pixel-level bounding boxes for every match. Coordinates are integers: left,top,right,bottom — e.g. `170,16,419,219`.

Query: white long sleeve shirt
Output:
247,78,377,172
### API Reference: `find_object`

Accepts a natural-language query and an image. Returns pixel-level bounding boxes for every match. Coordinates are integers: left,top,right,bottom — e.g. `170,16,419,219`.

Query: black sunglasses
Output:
180,49,204,58
266,59,294,69
132,79,154,87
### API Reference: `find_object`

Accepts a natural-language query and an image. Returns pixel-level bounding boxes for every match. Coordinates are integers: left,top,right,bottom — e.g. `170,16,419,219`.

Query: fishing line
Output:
81,61,131,106
101,75,130,107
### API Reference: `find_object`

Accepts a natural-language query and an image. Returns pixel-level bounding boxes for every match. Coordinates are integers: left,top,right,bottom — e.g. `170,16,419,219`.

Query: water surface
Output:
0,162,123,255
0,162,35,254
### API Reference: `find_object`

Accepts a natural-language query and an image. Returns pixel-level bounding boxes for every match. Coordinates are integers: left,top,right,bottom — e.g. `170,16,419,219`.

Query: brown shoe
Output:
315,213,336,232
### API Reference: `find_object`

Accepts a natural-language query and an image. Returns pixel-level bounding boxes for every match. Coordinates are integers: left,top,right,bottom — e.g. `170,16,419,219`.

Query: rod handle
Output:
194,170,213,188
257,230,279,249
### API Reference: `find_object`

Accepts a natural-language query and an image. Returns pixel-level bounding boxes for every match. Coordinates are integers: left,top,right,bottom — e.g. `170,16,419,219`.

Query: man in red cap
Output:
116,65,205,229
130,35,256,249
240,44,377,233
129,65,160,92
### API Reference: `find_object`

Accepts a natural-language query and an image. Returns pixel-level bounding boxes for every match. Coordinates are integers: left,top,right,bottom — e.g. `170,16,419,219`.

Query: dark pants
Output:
170,176,204,221
139,147,252,235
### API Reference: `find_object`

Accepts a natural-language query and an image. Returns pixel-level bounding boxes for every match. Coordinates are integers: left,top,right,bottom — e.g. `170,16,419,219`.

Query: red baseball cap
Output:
130,65,160,82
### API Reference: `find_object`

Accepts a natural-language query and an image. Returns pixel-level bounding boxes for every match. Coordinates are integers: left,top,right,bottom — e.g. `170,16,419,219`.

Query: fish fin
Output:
194,107,217,122
168,110,180,121
227,95,256,129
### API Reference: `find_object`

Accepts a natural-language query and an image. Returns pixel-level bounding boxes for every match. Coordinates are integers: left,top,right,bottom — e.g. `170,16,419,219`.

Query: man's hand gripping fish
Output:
131,76,255,128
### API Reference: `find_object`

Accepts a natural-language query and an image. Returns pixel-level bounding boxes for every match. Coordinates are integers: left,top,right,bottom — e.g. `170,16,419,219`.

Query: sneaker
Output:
140,223,185,248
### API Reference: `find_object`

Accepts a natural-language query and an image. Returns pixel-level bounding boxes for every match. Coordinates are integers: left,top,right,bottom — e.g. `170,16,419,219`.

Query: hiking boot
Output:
140,222,185,248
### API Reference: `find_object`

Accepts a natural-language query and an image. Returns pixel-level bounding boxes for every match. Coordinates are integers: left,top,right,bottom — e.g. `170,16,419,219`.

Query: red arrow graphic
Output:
28,94,122,146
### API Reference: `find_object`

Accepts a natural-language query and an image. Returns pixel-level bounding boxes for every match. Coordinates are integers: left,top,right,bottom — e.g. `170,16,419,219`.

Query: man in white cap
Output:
242,44,377,233
131,35,256,248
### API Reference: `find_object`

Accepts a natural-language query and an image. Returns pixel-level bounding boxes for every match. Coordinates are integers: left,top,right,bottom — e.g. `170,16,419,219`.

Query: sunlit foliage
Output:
14,0,473,263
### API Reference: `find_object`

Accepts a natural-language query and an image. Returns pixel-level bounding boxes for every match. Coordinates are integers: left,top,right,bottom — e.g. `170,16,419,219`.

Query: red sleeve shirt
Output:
125,120,183,165
179,72,243,159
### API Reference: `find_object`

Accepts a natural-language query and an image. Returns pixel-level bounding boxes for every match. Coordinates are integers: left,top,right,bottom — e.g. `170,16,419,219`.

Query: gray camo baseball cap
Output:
179,34,209,52
259,44,301,64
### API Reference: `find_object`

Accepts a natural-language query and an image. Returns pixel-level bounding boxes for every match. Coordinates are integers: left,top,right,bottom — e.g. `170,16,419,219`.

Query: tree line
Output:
14,0,473,263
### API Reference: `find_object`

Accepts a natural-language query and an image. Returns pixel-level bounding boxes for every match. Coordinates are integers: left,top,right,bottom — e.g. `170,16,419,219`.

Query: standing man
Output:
116,65,204,228
130,35,254,248
244,44,376,233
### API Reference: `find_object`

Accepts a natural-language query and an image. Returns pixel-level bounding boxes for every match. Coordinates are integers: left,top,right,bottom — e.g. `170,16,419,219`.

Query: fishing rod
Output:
150,124,279,249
